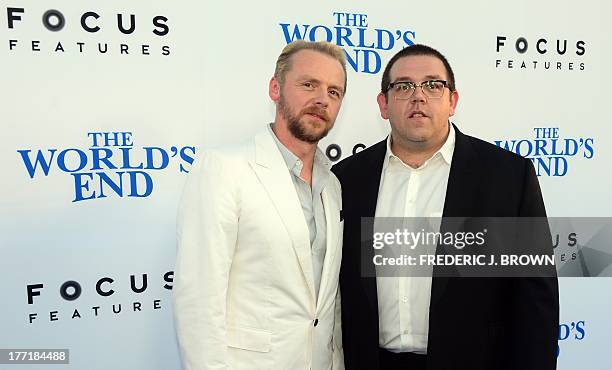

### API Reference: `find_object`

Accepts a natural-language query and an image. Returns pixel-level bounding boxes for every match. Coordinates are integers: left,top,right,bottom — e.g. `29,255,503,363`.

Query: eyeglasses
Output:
387,80,449,100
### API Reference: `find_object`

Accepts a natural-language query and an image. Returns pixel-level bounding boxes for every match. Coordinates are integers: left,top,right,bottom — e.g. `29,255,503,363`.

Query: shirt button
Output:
314,318,319,327
402,296,408,303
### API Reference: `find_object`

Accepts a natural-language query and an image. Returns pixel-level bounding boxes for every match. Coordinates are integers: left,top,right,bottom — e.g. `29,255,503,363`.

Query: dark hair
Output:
381,44,455,98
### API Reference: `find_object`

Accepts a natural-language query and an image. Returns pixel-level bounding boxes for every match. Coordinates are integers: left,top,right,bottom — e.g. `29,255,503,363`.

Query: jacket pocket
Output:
227,326,271,353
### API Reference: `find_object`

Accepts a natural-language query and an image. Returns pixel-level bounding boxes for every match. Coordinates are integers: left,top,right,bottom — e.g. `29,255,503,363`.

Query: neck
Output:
390,126,449,168
272,118,317,182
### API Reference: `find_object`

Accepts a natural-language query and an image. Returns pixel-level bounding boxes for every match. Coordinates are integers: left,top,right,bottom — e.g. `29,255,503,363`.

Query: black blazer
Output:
332,125,559,370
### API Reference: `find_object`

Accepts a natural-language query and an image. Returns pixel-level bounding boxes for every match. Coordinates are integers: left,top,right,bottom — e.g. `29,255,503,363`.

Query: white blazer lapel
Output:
250,129,316,301
316,185,341,306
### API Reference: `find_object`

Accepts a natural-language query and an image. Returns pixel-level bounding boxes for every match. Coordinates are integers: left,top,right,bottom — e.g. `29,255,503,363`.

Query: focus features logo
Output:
26,271,174,324
279,11,416,74
325,142,366,162
495,36,585,72
5,7,170,56
552,231,578,262
17,131,196,202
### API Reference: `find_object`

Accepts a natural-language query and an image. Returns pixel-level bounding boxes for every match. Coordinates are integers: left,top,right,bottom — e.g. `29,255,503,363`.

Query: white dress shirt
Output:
375,124,455,354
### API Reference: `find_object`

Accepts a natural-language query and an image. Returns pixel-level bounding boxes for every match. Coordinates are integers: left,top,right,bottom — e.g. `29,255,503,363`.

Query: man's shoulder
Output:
331,139,386,178
190,136,256,176
459,130,528,167
210,140,253,160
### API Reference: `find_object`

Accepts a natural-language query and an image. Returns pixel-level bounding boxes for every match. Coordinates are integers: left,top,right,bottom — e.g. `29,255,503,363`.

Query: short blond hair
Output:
274,40,347,92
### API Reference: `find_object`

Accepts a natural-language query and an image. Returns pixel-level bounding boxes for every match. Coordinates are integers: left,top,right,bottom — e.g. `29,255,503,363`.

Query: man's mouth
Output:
307,113,324,120
303,108,329,123
409,111,428,118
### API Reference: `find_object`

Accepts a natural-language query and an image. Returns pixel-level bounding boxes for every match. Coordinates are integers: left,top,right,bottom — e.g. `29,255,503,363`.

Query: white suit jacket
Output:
174,128,344,370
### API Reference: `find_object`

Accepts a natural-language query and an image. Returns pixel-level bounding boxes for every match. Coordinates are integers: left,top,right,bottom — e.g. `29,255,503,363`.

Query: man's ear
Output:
377,92,390,120
269,77,280,102
449,89,459,117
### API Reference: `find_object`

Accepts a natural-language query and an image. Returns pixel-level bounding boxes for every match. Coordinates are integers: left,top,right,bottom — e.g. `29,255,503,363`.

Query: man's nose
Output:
313,87,330,108
411,86,427,103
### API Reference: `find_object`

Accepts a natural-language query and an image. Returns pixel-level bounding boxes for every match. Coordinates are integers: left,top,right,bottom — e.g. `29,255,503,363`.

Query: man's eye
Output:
303,82,313,88
397,83,412,91
425,81,442,90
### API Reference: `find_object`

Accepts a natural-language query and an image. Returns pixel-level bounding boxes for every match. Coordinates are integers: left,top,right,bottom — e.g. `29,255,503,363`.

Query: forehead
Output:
286,49,345,85
389,54,448,81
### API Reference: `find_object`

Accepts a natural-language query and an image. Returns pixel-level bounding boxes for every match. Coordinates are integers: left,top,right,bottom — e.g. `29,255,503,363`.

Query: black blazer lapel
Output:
442,124,482,218
353,139,387,311
431,125,483,306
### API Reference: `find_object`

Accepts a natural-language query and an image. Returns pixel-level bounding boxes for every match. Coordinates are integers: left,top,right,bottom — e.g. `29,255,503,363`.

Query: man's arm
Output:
174,150,239,370
509,158,559,370
332,286,344,369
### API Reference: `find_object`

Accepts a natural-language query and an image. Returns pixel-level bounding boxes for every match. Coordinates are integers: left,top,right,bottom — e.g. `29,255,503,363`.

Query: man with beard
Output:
174,41,347,370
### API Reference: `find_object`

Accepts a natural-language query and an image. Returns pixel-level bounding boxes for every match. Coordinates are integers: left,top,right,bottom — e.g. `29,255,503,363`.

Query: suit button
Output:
314,318,319,327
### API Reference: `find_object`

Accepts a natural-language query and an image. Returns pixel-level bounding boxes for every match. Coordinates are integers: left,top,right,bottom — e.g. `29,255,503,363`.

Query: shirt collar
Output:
383,122,455,170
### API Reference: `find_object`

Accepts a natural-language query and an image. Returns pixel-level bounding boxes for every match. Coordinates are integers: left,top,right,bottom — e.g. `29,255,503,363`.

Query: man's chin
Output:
393,128,428,143
302,116,327,129
292,120,331,143
302,129,329,143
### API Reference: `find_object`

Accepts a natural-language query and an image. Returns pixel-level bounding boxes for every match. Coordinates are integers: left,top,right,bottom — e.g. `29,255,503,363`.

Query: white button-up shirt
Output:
375,124,455,354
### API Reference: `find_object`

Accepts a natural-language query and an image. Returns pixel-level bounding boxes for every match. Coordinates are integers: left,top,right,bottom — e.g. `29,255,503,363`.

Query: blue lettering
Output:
361,49,381,74
344,49,359,72
375,29,394,50
515,140,533,157
144,147,169,170
558,323,570,341
494,140,517,152
402,31,416,46
18,149,57,178
549,139,559,155
57,148,88,173
564,139,579,156
534,157,551,176
574,320,586,340
356,28,375,48
87,132,103,147
308,25,333,42
583,138,594,159
279,23,310,43
91,148,118,170
179,146,196,173
552,157,568,176
534,139,549,156
72,173,96,202
335,26,354,47
97,171,125,198
120,147,144,169
128,171,153,197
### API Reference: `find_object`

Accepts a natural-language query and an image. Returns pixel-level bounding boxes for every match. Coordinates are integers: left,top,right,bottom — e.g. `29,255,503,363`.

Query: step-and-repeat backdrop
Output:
1,1,610,369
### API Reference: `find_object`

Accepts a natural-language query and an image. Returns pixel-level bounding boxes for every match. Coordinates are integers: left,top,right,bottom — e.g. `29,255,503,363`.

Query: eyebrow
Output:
392,74,444,82
297,75,345,94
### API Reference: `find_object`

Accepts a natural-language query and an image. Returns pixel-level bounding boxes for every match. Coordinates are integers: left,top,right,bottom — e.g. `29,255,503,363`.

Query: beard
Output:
278,95,332,144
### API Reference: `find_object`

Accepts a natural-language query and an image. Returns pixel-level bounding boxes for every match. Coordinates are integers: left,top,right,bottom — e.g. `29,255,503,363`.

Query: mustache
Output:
301,106,330,123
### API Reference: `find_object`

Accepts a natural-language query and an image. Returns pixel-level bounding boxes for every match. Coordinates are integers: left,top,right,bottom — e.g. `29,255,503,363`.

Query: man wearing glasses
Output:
332,44,559,370
174,41,346,370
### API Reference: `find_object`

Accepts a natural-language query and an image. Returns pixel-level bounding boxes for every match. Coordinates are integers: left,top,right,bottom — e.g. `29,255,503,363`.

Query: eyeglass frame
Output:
386,79,451,100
